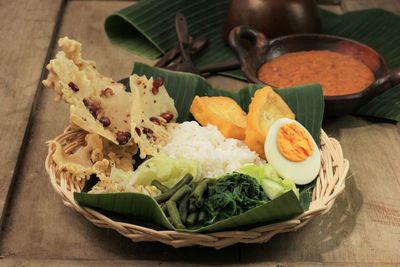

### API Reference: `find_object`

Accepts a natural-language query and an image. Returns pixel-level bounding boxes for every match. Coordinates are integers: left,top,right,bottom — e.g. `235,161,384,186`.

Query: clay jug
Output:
223,0,321,41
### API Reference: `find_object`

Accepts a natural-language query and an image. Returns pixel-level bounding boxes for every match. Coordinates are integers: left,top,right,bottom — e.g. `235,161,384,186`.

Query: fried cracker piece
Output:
90,178,159,195
50,133,137,180
245,86,295,159
130,74,178,158
42,37,132,145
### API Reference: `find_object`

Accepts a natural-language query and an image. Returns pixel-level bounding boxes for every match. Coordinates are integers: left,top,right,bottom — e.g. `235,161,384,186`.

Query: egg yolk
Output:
277,122,314,162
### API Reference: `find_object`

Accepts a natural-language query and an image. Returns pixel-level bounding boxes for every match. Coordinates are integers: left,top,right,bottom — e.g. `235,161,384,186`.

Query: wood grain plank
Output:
240,0,400,264
342,0,400,14
0,1,239,262
2,0,399,265
239,117,400,265
3,258,388,267
0,0,63,232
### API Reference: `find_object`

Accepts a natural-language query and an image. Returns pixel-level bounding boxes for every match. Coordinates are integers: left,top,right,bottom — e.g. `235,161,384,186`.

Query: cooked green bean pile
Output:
151,174,216,229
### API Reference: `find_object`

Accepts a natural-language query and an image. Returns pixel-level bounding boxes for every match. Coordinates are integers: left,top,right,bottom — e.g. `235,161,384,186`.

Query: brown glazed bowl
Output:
223,0,321,42
228,26,400,116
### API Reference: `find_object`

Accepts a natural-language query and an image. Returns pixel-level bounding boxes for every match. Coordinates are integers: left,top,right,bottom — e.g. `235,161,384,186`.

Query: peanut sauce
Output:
257,50,375,96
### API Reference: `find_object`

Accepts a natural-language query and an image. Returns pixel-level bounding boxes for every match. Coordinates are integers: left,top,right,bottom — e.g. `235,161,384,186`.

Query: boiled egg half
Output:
264,118,320,185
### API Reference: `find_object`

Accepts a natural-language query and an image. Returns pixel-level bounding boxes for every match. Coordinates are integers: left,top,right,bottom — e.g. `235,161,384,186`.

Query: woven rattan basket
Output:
45,125,349,249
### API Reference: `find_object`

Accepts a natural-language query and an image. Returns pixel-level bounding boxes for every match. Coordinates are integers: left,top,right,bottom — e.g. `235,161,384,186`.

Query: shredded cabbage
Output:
111,151,202,188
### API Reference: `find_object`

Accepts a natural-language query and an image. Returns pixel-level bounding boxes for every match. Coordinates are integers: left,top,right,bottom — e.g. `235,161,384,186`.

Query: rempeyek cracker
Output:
43,37,132,146
49,133,137,180
130,74,178,158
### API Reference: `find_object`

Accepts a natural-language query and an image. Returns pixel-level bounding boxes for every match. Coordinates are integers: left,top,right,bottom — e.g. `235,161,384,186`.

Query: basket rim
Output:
45,126,349,249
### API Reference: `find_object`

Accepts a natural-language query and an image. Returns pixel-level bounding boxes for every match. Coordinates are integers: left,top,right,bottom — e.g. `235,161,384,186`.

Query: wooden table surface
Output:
0,0,399,266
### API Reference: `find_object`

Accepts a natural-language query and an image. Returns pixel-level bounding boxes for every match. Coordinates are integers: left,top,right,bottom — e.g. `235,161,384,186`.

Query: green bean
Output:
178,192,190,224
207,178,216,186
166,200,185,229
186,211,199,227
154,192,173,204
189,198,197,212
171,174,193,190
196,199,204,208
170,184,191,202
193,179,208,199
190,181,198,190
198,209,207,224
154,174,193,203
190,179,208,208
151,180,170,193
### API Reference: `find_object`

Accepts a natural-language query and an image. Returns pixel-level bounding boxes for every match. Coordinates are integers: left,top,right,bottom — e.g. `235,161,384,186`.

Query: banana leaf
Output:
105,2,400,121
104,0,232,61
355,87,400,120
131,62,324,145
74,176,303,233
73,63,323,232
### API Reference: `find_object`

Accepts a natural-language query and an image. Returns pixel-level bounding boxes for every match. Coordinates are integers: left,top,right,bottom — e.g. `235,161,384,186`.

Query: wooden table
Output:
0,0,399,266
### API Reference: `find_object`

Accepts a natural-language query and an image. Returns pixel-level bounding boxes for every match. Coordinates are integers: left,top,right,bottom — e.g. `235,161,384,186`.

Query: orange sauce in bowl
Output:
257,50,375,96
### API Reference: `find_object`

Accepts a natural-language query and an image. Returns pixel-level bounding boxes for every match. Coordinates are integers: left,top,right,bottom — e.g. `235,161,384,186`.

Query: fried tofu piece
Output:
190,96,247,140
245,86,295,159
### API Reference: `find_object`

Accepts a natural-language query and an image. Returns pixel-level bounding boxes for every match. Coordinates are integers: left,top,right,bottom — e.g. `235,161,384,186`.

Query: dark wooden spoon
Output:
174,13,201,74
158,37,208,69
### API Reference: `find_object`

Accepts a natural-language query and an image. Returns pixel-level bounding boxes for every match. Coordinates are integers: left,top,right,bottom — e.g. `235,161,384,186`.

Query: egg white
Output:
264,118,321,185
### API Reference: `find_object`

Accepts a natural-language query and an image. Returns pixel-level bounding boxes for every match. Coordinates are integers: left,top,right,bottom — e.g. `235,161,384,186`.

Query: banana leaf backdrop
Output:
105,1,400,121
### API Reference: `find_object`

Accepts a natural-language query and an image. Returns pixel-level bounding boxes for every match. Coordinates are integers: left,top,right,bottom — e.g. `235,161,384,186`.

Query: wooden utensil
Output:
155,37,208,68
174,13,201,74
155,13,240,76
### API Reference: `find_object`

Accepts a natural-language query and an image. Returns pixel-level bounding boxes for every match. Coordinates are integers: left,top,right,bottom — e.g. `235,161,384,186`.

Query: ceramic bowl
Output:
229,26,400,116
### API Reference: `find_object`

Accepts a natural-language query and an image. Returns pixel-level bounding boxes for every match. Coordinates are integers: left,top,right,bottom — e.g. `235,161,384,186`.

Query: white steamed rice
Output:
162,121,265,178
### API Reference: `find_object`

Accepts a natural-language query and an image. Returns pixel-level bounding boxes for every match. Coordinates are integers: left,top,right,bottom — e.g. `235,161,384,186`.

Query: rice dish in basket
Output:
163,121,265,178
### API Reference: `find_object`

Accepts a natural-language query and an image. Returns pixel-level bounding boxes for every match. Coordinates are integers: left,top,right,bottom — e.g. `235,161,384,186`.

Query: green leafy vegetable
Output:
204,172,269,224
236,164,299,200
131,151,201,187
235,165,264,183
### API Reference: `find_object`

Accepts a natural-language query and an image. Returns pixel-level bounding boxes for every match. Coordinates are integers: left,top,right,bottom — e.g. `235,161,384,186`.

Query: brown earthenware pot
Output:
228,26,400,116
223,0,321,42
